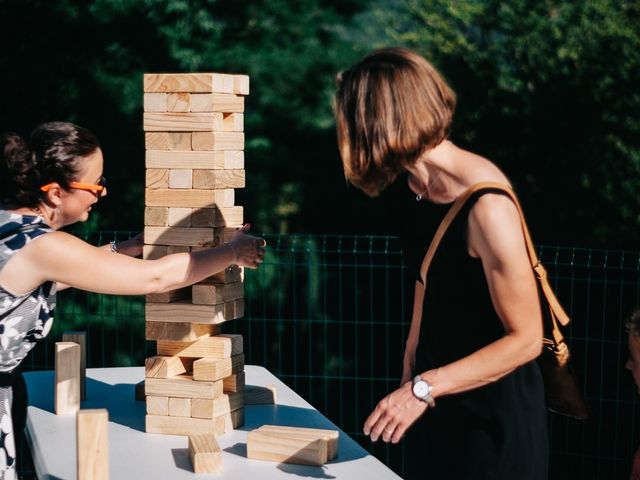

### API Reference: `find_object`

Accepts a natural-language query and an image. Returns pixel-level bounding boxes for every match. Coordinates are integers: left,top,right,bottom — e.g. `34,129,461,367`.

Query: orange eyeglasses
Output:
40,176,107,196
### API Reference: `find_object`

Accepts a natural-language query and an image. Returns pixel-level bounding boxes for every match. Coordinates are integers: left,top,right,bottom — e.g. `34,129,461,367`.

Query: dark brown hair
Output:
0,121,100,207
335,47,456,197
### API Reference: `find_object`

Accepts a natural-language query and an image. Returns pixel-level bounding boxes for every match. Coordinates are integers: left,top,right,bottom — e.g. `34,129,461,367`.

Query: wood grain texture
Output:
258,425,339,460
145,169,169,189
77,409,109,480
144,73,233,93
145,132,192,151
146,300,239,325
192,281,244,306
146,150,242,170
192,353,245,382
169,397,191,417
191,391,244,419
55,342,80,415
145,322,220,341
145,375,223,399
146,395,169,415
145,355,194,378
191,132,245,151
189,434,223,474
192,169,245,189
143,112,223,132
62,332,86,401
144,226,214,247
189,93,244,113
247,430,328,466
145,414,226,436
156,334,243,359
223,371,245,393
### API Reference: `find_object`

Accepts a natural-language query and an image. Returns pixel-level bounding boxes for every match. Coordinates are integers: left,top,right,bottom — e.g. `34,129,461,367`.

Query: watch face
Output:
413,380,430,397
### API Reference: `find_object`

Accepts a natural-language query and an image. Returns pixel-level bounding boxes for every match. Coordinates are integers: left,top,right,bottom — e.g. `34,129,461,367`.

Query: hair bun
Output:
2,133,31,172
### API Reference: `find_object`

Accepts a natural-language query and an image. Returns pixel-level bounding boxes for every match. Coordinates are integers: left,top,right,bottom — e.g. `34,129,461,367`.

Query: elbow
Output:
519,335,543,364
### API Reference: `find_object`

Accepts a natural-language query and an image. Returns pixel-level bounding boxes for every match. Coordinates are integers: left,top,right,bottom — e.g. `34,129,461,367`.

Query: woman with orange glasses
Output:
0,121,265,478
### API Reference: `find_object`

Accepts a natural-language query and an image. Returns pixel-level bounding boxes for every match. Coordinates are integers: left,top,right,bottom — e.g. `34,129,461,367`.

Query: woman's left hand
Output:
363,381,430,444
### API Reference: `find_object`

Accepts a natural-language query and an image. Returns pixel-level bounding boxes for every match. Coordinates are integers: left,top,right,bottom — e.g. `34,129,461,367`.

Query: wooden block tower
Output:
142,73,249,436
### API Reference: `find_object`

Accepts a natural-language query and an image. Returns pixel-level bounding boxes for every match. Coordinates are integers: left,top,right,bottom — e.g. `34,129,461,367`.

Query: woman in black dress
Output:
335,48,548,479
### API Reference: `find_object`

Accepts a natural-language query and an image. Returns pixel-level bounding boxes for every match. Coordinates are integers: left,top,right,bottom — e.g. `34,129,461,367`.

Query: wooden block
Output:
233,75,250,95
190,93,244,113
144,73,234,93
145,356,194,378
167,245,190,254
169,397,191,417
191,132,245,150
209,265,243,283
145,288,191,303
169,169,193,189
167,207,192,227
145,375,223,399
167,92,190,112
193,170,245,190
146,322,220,341
145,132,192,151
146,188,231,209
191,391,243,419
225,299,245,320
230,407,245,429
55,342,80,415
144,206,168,226
143,245,167,260
192,353,245,382
77,409,109,480
144,93,167,112
62,332,86,401
212,227,238,247
191,208,216,227
192,281,244,305
258,425,338,460
143,112,223,132
144,226,214,247
146,414,225,436
146,395,169,415
146,150,243,170
247,429,327,466
214,206,243,227
223,371,245,393
135,380,145,401
157,334,243,359
189,434,223,474
244,385,277,406
222,113,243,132
146,169,169,189
146,301,227,325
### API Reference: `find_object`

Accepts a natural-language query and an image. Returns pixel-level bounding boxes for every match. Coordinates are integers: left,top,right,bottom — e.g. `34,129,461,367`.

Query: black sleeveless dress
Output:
404,190,548,480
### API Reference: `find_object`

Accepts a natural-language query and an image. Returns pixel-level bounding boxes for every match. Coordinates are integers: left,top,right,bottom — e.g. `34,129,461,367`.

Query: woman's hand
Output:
363,382,430,444
227,224,266,269
113,233,144,257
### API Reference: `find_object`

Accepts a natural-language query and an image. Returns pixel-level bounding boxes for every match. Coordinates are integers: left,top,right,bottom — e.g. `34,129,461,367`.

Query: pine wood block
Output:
247,430,328,466
190,93,244,113
209,265,243,283
145,288,191,303
135,380,145,401
191,391,244,419
62,332,86,401
230,407,245,429
191,208,215,227
192,353,245,382
214,189,235,208
55,342,80,415
143,245,168,260
146,395,169,415
191,132,245,150
144,93,167,112
168,169,192,189
192,281,244,306
77,409,109,480
146,322,220,341
213,206,243,227
233,75,250,95
143,112,223,132
223,371,245,393
146,169,169,189
167,245,190,254
189,434,223,474
145,375,223,399
145,206,168,226
222,113,244,132
146,414,226,436
146,301,231,325
167,92,190,112
167,207,192,227
145,355,194,378
157,334,243,359
145,132,192,151
144,226,214,247
169,397,191,417
144,73,234,93
244,384,277,406
258,425,338,460
225,299,245,320
146,150,243,170
193,169,245,189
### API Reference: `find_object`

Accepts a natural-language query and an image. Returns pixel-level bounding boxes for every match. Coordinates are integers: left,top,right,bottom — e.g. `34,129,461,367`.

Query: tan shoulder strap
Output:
419,181,569,327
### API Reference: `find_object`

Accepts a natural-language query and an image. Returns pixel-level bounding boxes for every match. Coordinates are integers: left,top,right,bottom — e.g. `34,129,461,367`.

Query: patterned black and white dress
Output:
0,210,56,479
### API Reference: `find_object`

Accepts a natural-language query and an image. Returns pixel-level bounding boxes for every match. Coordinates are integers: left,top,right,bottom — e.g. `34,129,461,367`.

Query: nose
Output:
99,186,108,199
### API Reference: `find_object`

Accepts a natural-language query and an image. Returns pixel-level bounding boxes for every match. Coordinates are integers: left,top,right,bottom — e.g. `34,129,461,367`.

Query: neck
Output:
412,140,455,202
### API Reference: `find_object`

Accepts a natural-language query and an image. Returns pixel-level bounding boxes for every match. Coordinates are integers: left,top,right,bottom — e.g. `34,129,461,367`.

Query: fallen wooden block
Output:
191,391,244,419
157,334,243,359
145,356,194,378
244,384,277,406
55,342,81,415
62,332,86,401
189,434,223,474
192,281,244,306
145,322,220,342
146,414,226,436
247,429,328,466
144,73,234,94
146,150,243,170
258,425,339,460
77,409,109,480
145,375,223,399
193,353,244,382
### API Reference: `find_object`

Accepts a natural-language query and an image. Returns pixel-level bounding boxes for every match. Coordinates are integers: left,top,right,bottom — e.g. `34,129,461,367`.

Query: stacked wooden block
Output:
142,73,249,436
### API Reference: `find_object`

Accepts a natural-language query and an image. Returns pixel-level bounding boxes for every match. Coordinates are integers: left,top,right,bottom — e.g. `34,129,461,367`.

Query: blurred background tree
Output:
0,0,638,248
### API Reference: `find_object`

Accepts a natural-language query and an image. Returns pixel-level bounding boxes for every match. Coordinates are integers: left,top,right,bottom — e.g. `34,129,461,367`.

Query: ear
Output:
42,183,65,208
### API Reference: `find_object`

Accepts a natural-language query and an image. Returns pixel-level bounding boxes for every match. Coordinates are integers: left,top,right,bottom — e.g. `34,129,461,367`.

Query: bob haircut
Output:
335,48,456,197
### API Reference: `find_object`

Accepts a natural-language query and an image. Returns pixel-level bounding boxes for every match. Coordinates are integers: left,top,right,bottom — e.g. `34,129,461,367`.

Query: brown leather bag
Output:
419,182,589,419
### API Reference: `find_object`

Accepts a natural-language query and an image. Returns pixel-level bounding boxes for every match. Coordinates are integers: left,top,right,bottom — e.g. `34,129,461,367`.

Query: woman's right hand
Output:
226,224,266,269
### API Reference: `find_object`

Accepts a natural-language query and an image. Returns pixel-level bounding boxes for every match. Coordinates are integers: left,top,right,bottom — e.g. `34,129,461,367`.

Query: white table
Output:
24,365,401,479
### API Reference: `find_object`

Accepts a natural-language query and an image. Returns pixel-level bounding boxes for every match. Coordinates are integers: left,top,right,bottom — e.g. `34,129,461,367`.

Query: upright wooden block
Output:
168,169,193,189
77,409,109,480
145,375,223,399
146,395,169,415
169,397,191,417
233,75,250,95
244,384,277,406
222,113,244,132
167,92,190,112
146,414,226,436
146,322,220,341
145,132,192,151
143,93,167,112
192,281,244,306
258,425,339,460
146,169,169,189
191,132,245,151
157,334,243,359
143,112,223,132
192,353,245,382
145,355,194,378
62,332,86,401
55,342,80,415
192,170,245,190
189,434,223,474
247,430,327,466
144,73,234,93
189,94,244,113
191,391,244,419
223,371,245,393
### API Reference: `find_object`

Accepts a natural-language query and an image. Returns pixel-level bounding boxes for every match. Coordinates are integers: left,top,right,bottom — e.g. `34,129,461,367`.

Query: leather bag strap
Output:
419,182,570,334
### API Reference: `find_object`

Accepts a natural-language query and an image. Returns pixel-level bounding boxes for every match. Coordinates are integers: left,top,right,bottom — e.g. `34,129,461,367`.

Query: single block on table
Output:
247,429,328,466
62,331,86,401
77,409,109,480
258,425,339,460
188,434,223,474
55,342,81,415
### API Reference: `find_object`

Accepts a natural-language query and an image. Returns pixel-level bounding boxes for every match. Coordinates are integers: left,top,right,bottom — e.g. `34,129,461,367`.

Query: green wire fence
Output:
19,232,640,480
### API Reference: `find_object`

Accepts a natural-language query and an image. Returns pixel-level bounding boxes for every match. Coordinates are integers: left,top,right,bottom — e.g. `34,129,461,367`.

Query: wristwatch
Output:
412,375,435,407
